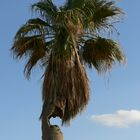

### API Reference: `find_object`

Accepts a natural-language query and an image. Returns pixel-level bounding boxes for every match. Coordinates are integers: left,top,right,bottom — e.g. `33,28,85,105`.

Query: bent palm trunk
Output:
40,90,64,140
42,117,64,140
41,102,64,140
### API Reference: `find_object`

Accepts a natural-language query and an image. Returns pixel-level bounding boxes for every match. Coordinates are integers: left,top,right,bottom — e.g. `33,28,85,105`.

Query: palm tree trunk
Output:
41,117,64,140
41,103,64,140
41,115,50,140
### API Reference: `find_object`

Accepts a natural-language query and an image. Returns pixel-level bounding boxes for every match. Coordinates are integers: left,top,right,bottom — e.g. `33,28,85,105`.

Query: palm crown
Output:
11,0,125,125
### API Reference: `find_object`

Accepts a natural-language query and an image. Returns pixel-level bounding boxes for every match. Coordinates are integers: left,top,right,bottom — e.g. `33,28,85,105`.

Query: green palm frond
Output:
15,18,52,38
54,13,83,43
32,0,58,22
91,0,123,30
28,18,52,28
64,0,85,10
82,37,125,72
81,0,123,31
58,0,123,37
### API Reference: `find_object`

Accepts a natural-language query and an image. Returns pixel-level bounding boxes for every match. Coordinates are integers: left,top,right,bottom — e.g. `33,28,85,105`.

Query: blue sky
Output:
0,0,140,140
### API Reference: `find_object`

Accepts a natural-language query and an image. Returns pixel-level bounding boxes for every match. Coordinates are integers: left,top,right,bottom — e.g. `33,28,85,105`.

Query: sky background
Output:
0,0,140,140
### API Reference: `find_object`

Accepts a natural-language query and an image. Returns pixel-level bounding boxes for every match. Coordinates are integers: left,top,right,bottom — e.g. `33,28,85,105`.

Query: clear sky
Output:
0,0,140,140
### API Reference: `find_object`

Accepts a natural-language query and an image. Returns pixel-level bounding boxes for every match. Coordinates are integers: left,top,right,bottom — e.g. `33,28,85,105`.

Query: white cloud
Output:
90,110,140,128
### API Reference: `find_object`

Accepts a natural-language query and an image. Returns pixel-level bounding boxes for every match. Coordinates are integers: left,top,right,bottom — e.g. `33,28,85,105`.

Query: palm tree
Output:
11,0,125,139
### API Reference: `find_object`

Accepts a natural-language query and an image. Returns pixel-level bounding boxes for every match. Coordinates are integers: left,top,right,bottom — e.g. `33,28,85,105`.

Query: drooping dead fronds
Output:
41,46,90,125
11,35,47,78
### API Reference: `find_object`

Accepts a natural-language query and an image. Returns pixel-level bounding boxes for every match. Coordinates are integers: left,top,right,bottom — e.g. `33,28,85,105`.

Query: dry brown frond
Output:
11,36,47,78
41,46,90,125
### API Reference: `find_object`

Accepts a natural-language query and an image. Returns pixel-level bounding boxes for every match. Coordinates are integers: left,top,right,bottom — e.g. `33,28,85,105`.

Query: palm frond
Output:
81,0,123,31
15,18,51,39
32,0,58,23
11,16,55,78
64,0,85,10
59,0,123,37
54,10,84,38
23,38,47,78
11,34,54,78
82,37,125,72
12,35,43,58
28,18,51,27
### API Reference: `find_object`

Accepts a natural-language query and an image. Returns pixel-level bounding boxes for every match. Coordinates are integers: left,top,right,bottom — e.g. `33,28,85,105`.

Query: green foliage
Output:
83,37,125,72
